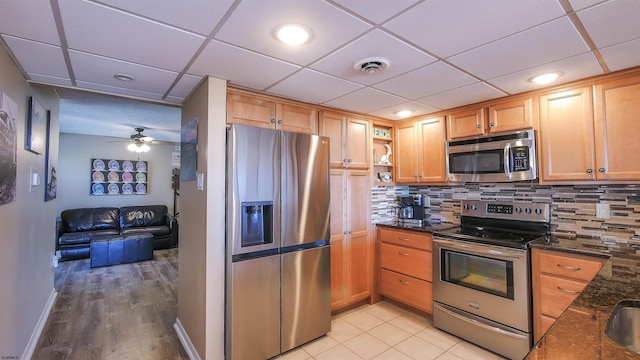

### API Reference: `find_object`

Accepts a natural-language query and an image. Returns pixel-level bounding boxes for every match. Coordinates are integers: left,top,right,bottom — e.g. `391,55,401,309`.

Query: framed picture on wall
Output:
180,117,197,181
44,111,57,201
26,96,46,154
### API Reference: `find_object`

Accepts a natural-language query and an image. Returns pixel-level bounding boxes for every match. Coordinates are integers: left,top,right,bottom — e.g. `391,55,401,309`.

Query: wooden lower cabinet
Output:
330,169,371,311
531,249,606,342
378,227,433,313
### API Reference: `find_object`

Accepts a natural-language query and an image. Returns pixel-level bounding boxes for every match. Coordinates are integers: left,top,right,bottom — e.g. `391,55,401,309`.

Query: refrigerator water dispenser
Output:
241,201,273,247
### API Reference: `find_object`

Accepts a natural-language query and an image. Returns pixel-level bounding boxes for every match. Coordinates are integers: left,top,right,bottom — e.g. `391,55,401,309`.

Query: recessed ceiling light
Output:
529,72,563,85
396,110,414,118
275,24,310,46
114,74,134,81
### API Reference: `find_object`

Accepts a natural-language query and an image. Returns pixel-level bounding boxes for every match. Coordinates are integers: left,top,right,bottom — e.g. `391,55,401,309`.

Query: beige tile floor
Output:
277,301,507,360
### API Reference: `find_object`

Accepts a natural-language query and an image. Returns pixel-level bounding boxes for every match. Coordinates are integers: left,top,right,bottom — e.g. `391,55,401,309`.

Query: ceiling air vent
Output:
353,57,390,74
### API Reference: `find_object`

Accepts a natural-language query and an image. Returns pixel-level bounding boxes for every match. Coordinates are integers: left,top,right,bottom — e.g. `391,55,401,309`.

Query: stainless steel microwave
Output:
446,129,537,182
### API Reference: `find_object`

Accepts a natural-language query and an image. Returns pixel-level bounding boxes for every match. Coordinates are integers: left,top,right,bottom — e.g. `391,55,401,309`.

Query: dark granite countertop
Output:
375,220,458,234
526,238,640,359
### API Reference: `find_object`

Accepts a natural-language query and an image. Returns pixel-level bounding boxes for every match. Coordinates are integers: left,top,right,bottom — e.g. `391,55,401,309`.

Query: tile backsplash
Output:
372,183,640,281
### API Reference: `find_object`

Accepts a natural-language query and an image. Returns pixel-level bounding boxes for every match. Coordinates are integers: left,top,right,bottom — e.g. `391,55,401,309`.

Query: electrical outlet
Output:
596,203,610,219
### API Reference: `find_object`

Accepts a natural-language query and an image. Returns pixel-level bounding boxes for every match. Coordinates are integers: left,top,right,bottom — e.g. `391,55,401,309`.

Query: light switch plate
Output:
596,203,610,219
197,172,204,191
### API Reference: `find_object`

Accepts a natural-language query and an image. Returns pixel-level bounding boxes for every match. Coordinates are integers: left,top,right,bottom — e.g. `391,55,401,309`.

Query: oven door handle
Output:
433,238,524,260
504,143,512,180
436,303,528,341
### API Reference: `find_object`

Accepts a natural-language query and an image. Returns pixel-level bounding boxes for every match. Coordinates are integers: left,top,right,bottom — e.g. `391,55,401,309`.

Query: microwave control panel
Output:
511,146,530,171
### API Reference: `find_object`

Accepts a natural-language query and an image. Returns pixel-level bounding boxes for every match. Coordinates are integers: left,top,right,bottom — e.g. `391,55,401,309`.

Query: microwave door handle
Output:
504,143,512,180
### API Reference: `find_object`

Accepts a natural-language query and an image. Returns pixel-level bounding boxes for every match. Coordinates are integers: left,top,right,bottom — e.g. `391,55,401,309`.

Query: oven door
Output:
432,237,530,332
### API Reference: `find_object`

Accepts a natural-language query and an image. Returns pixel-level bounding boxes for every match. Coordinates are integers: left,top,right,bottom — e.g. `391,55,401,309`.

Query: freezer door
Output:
227,125,280,256
281,132,330,247
228,254,281,360
281,245,331,352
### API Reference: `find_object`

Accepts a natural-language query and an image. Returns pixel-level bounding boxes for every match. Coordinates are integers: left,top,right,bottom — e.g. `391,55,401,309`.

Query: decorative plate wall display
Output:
91,158,148,195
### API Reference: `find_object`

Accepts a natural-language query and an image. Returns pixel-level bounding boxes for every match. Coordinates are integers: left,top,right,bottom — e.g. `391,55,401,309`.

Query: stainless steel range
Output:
432,200,550,360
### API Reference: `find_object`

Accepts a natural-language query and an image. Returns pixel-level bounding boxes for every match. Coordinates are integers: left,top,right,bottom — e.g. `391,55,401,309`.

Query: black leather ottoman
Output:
90,233,154,268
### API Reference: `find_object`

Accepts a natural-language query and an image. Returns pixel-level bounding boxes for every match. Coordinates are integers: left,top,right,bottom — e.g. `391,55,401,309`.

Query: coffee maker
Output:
397,195,425,225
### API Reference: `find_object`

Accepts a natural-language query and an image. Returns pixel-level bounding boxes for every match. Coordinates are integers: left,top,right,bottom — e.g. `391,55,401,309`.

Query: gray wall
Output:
56,132,179,216
0,48,59,357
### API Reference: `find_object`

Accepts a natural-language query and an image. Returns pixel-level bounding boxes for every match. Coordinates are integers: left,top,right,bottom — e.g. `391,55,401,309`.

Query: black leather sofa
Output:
57,205,177,261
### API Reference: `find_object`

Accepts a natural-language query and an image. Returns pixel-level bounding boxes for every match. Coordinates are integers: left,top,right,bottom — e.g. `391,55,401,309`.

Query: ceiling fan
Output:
128,127,154,153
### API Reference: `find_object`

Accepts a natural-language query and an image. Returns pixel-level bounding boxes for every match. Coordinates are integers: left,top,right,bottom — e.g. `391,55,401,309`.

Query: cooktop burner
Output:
436,225,546,249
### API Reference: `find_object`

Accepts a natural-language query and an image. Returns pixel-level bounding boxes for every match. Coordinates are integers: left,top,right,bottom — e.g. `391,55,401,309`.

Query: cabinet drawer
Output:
378,228,432,251
537,250,605,281
380,243,431,281
380,269,432,313
539,274,588,318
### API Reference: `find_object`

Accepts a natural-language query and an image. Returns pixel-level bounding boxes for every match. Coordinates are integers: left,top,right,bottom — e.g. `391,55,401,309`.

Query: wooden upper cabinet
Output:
227,90,317,134
319,111,369,169
593,75,640,180
446,107,485,140
488,97,533,134
539,86,596,182
395,116,447,183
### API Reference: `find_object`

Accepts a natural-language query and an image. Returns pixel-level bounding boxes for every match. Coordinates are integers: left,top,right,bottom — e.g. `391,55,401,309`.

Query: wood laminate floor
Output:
32,248,188,360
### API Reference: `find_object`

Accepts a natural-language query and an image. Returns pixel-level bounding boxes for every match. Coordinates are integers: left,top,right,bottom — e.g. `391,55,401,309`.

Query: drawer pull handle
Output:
398,237,410,241
557,264,581,271
399,279,411,285
398,252,410,256
557,286,580,294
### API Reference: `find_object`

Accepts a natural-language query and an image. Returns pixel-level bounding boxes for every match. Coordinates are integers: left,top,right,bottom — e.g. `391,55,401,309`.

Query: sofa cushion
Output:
59,229,120,245
120,205,168,229
61,207,120,233
121,225,171,237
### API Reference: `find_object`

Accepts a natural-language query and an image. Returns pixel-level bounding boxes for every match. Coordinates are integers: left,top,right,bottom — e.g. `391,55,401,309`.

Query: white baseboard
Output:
174,318,201,360
22,289,58,360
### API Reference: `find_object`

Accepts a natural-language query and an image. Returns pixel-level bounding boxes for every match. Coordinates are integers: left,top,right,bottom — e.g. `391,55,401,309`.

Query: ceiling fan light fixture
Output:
353,57,390,74
114,73,134,82
128,142,150,153
396,110,414,118
529,72,563,85
275,24,310,46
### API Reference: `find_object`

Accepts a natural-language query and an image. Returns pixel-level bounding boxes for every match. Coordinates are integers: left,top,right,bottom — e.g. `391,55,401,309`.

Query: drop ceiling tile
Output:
188,39,301,91
331,0,422,23
58,0,205,72
69,50,179,94
76,80,164,101
267,69,363,104
417,83,506,111
0,0,60,46
1,35,68,78
367,101,441,120
599,38,640,71
373,61,477,100
95,0,235,36
568,0,607,11
310,30,436,86
168,74,203,99
489,52,603,94
447,18,589,79
215,0,371,66
323,87,406,114
384,0,565,58
576,0,640,48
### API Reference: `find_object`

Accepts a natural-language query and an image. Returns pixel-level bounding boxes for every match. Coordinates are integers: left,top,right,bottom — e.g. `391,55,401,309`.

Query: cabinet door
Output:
593,75,640,180
276,102,318,134
417,116,447,183
346,170,371,304
320,112,347,168
488,97,533,134
227,92,276,129
395,121,418,183
447,107,485,140
539,87,596,181
346,117,370,169
329,170,347,310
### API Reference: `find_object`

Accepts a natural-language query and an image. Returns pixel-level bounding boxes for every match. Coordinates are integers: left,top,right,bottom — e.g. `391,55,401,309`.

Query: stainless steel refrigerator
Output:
226,124,331,360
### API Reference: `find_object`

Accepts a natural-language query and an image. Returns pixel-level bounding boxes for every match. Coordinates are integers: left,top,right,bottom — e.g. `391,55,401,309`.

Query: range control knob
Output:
471,205,477,210
535,208,543,215
463,204,470,210
525,208,532,214
515,207,522,213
